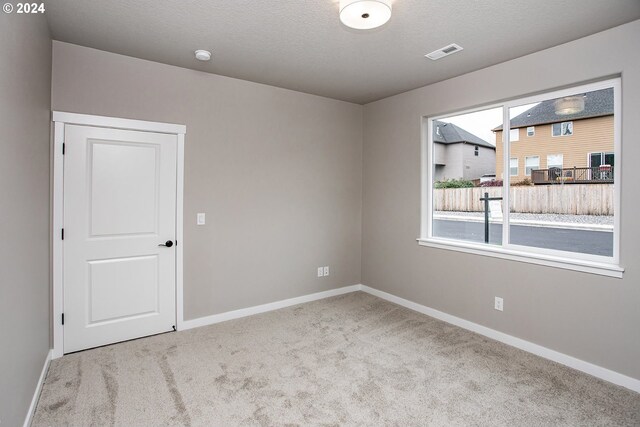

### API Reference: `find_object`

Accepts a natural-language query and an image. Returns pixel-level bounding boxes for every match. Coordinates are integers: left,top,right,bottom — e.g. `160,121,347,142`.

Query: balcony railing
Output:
531,166,614,184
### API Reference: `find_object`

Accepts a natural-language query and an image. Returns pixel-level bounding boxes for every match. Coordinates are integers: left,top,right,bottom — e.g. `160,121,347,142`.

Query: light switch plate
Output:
323,266,329,276
197,213,206,225
317,267,324,277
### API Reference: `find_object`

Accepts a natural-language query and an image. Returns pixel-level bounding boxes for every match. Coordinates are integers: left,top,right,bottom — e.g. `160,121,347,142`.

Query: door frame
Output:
51,111,186,359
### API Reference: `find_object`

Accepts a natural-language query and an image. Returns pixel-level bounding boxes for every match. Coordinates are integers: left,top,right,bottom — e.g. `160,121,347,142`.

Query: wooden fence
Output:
434,184,614,215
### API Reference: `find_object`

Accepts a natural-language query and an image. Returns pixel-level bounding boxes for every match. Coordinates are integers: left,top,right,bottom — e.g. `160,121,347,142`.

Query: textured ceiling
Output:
44,0,640,104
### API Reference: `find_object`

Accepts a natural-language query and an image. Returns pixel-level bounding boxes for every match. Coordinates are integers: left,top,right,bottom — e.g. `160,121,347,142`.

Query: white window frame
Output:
510,158,518,176
525,156,540,176
509,128,520,142
527,126,535,136
419,78,623,278
552,121,574,137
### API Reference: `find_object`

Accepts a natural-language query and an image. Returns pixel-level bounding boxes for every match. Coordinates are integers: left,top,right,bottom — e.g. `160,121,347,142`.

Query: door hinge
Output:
62,143,65,155
61,228,64,240
61,313,65,325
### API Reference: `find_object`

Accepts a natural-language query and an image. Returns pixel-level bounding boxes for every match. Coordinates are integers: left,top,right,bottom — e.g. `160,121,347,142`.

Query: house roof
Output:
433,120,495,149
494,87,613,130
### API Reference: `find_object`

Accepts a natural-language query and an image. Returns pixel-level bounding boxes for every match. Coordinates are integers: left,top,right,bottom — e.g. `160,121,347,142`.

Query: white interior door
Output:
63,124,177,353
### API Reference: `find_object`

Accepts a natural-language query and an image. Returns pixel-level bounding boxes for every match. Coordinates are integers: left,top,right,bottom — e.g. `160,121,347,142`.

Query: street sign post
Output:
480,192,503,243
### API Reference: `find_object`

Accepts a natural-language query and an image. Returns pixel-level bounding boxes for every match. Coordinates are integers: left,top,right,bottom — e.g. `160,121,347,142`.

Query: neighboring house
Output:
433,120,496,182
494,88,614,184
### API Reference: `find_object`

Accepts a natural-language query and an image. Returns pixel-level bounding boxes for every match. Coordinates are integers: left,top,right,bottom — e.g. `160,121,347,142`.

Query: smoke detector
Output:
195,50,212,61
425,43,463,60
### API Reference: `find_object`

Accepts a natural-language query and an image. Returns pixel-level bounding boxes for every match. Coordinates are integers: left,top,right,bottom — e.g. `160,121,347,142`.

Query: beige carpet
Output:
33,291,640,426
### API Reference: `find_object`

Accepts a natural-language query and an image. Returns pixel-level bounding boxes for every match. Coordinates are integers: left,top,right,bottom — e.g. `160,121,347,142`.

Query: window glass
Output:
553,121,573,136
547,154,563,169
425,80,618,268
508,87,614,257
562,122,573,135
604,152,614,166
525,156,540,176
431,107,501,245
590,152,602,168
510,158,518,176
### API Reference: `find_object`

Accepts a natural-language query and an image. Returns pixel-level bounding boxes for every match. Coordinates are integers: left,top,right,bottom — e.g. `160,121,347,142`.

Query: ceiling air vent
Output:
425,43,463,60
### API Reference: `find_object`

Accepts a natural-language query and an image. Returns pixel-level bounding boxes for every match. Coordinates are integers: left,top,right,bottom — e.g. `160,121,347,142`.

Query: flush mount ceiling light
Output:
340,0,392,30
194,50,212,61
554,95,585,115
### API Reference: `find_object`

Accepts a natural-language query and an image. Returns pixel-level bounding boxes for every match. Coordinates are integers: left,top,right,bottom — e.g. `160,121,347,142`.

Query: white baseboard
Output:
23,349,52,427
360,285,640,393
180,284,363,330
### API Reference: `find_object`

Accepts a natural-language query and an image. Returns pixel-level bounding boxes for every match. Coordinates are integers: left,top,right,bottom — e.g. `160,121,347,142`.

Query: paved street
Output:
433,219,613,256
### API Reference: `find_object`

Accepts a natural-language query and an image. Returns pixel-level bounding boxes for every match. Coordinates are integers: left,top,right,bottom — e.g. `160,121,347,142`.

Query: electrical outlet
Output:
317,267,324,277
494,297,504,312
323,266,329,276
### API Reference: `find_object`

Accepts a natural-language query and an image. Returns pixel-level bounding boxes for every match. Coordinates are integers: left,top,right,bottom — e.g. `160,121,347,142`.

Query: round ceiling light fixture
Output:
340,0,392,30
195,50,212,61
554,95,585,115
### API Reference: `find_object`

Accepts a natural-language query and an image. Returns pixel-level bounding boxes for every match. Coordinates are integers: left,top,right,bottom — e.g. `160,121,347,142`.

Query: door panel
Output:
88,255,159,324
90,141,159,236
64,125,177,353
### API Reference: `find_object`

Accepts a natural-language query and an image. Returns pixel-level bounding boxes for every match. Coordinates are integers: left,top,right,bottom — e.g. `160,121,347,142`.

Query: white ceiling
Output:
44,0,640,104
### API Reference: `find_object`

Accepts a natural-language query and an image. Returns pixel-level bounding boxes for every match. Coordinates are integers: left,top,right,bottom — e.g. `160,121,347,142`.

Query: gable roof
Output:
494,87,613,130
433,120,494,149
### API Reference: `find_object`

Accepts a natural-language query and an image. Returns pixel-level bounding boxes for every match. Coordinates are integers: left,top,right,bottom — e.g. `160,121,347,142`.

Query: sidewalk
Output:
433,211,614,232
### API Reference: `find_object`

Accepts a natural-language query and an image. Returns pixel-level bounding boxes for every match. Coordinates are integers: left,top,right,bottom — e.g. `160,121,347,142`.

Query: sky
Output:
440,103,538,146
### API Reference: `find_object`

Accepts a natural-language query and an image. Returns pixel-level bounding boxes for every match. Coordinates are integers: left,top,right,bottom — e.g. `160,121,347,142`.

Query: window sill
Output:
417,238,624,278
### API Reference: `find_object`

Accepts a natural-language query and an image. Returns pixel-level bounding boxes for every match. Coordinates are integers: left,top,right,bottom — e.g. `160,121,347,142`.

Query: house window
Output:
510,158,518,176
552,121,573,136
474,146,479,156
547,154,563,169
589,152,615,181
525,156,539,176
422,78,621,278
509,128,519,142
589,152,614,168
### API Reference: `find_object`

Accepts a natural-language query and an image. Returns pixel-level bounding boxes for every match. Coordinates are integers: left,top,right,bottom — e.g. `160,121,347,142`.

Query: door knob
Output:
159,240,174,247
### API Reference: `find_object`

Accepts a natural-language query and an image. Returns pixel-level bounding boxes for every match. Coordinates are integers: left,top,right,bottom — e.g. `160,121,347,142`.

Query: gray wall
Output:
462,144,496,181
0,13,52,427
51,42,363,320
432,143,446,166
362,20,640,380
434,143,496,182
439,143,464,180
